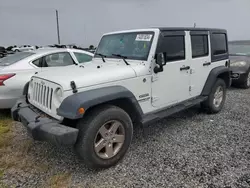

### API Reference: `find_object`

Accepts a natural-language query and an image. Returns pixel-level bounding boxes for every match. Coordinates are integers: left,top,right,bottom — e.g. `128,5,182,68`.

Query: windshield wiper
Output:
95,53,106,62
112,54,130,65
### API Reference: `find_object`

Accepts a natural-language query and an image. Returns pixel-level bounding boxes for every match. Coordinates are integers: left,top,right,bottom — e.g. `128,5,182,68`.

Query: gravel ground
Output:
1,88,250,188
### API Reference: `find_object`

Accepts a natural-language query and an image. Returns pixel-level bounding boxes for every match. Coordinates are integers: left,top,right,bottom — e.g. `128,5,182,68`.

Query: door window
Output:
157,36,185,62
43,52,75,67
191,35,209,58
74,52,92,63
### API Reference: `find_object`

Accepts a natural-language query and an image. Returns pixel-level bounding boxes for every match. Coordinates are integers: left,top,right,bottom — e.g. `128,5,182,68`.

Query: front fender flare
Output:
57,86,143,120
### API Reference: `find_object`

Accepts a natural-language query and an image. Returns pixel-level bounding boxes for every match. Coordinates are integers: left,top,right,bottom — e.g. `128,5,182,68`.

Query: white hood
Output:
33,59,137,90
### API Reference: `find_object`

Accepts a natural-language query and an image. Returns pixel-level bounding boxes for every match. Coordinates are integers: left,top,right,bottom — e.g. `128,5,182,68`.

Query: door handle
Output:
203,62,211,66
180,66,190,71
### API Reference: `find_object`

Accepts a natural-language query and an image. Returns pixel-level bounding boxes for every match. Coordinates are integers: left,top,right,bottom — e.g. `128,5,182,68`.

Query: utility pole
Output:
56,9,61,44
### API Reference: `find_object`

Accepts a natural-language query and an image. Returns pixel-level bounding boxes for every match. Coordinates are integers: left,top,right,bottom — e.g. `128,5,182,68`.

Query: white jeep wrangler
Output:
12,27,231,169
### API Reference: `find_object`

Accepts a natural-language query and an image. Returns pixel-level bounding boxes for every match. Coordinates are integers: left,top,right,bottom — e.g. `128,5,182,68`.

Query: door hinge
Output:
151,96,159,102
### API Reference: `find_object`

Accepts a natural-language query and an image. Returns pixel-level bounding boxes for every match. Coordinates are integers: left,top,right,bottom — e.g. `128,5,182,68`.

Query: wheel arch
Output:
202,66,231,96
57,86,144,122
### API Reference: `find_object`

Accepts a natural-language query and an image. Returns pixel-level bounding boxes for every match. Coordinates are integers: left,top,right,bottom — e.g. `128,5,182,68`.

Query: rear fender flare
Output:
202,66,231,96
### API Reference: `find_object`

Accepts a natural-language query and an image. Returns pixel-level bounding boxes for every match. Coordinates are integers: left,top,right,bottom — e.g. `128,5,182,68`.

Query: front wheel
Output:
241,71,250,89
201,78,226,114
75,105,133,169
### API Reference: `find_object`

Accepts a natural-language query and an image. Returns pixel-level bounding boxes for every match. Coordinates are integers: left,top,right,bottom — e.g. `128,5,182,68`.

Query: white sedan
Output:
0,48,93,109
12,45,36,52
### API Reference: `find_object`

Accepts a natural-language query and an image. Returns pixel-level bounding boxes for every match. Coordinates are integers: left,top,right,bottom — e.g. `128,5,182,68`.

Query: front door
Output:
151,32,191,108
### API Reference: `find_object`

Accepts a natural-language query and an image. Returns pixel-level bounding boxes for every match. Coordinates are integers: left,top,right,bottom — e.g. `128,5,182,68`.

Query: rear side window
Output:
32,58,42,67
212,33,227,55
0,52,34,66
160,36,185,62
191,35,209,58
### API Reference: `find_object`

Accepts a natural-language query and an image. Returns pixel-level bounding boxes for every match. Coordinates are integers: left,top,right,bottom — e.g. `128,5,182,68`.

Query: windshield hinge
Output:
151,76,158,82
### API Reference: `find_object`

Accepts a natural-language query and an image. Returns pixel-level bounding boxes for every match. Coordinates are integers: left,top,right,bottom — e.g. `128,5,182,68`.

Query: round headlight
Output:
230,61,247,67
55,88,63,103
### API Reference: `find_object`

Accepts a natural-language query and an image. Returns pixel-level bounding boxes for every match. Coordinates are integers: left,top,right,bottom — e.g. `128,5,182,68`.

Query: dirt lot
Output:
1,88,250,188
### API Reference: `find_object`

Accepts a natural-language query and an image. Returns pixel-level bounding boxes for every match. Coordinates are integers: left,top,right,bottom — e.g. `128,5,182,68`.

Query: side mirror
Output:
154,52,166,73
156,53,166,66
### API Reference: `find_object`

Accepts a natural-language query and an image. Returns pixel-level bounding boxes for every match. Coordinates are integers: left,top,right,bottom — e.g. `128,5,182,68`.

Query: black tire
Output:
241,71,250,89
201,78,226,114
75,105,133,169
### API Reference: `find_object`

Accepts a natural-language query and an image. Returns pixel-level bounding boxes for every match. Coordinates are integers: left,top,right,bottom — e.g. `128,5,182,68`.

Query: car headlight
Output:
230,61,247,67
55,88,63,104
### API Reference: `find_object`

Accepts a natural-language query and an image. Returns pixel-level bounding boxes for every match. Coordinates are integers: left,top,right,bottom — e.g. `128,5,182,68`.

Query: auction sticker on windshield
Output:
136,34,153,41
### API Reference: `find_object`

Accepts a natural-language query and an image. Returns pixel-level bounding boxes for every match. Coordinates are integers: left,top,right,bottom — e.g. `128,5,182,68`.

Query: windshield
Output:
0,52,35,66
94,32,154,61
229,44,250,56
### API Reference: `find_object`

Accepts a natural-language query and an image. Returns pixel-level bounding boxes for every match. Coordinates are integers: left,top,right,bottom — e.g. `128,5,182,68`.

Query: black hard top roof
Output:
157,27,227,33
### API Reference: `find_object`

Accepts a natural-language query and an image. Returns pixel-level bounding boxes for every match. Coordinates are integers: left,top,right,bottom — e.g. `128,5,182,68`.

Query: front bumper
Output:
231,72,248,84
230,66,249,83
11,98,79,146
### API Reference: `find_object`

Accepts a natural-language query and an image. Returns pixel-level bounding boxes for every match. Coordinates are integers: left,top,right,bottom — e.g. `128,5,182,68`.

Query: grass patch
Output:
0,110,50,188
0,111,12,149
49,173,72,188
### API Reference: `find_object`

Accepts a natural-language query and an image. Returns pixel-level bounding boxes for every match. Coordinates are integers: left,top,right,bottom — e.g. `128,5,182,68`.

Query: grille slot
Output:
32,81,53,110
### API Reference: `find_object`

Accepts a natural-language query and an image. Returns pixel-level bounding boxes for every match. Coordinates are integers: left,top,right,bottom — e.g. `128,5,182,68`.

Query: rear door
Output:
189,31,211,97
189,31,229,97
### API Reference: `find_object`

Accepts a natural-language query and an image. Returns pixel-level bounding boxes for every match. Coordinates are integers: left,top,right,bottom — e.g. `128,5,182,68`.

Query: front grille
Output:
32,82,54,110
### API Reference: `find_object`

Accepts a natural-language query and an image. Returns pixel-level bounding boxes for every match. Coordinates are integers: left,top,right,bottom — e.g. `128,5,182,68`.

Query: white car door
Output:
151,31,191,108
188,31,211,97
189,31,228,97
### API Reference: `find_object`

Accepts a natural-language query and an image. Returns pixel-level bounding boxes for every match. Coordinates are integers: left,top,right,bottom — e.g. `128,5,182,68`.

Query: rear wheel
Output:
75,105,133,169
201,78,226,114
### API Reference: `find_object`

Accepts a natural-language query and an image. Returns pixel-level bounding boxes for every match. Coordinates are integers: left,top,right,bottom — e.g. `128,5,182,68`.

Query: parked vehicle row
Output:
0,48,93,109
229,43,250,88
11,27,231,169
0,44,96,56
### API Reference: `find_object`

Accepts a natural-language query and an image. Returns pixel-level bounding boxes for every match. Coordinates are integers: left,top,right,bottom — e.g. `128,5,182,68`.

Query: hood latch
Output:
70,81,78,93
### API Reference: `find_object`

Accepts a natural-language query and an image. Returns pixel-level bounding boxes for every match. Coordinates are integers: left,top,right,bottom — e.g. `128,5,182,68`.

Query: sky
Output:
0,0,250,47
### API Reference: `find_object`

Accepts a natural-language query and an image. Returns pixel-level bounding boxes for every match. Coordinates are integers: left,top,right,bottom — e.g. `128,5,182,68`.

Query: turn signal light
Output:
78,108,85,115
0,74,15,86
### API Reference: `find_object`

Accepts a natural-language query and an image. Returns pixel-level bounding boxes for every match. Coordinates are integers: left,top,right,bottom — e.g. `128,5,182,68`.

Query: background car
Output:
229,42,250,88
0,46,7,58
12,45,36,52
0,48,93,109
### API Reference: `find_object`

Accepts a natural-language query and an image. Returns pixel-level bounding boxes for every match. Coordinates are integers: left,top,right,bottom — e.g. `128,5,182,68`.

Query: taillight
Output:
0,74,15,86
